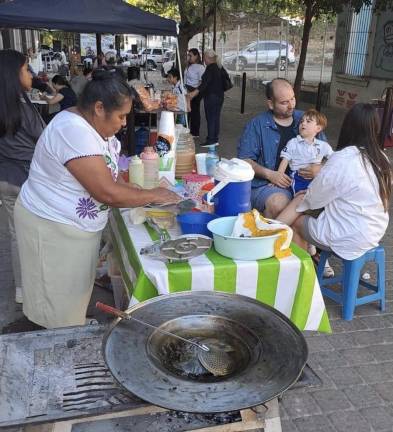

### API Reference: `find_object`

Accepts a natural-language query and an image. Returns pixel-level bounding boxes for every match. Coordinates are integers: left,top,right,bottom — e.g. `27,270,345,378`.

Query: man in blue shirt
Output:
238,78,323,218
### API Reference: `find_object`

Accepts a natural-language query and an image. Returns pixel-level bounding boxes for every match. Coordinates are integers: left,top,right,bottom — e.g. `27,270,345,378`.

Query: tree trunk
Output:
293,0,313,101
177,29,193,72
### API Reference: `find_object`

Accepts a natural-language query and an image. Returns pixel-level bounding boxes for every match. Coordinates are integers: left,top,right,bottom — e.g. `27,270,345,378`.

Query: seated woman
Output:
40,74,77,112
277,103,392,261
14,69,179,329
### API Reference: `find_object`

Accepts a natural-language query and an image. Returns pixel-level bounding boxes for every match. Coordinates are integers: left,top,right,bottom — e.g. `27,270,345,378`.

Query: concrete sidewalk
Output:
1,85,392,432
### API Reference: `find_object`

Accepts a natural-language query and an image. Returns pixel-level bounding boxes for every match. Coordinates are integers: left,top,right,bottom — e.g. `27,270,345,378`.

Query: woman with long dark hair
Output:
0,49,46,304
14,69,179,329
277,103,392,260
184,48,205,137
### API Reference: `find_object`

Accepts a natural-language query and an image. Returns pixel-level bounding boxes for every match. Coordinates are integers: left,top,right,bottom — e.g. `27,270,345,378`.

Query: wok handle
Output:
96,302,129,320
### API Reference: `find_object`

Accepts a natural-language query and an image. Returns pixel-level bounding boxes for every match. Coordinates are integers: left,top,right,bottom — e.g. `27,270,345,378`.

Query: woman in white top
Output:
14,69,179,329
184,48,205,137
277,103,392,261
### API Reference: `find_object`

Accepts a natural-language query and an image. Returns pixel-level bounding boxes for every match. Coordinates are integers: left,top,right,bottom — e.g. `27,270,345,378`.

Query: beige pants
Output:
14,198,102,329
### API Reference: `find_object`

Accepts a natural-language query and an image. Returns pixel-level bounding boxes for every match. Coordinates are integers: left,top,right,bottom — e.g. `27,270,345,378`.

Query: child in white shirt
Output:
167,68,190,125
278,109,333,194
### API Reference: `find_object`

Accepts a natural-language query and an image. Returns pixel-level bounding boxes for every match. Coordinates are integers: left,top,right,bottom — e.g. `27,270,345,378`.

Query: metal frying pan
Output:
102,291,308,413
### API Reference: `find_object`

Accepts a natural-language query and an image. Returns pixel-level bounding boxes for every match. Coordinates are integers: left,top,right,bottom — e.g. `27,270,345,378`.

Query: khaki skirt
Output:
14,198,102,329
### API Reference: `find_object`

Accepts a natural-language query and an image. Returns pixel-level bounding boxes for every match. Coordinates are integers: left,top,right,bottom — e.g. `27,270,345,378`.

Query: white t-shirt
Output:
281,135,333,171
184,63,205,88
20,111,120,232
172,81,188,111
297,146,389,260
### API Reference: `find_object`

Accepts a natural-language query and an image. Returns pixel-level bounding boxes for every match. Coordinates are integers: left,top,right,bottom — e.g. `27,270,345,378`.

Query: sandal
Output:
310,253,335,278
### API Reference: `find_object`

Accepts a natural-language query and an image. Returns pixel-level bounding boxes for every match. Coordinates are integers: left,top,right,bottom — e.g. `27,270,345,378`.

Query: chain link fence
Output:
189,19,335,86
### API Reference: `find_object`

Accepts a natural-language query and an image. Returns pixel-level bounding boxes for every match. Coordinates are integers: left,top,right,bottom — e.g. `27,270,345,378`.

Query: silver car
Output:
224,40,296,71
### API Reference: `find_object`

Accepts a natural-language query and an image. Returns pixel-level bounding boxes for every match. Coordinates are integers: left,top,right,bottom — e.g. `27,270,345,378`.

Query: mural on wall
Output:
373,18,393,77
335,89,358,108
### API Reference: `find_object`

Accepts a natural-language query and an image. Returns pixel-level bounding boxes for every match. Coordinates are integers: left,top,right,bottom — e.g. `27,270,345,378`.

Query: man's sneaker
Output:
200,142,220,148
15,287,23,304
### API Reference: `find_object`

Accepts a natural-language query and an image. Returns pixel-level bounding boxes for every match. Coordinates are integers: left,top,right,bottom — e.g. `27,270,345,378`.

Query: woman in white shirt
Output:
184,48,205,137
277,103,392,261
14,69,179,329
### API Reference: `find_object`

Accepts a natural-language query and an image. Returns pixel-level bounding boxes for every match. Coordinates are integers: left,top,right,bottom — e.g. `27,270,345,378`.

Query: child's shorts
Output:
292,171,312,194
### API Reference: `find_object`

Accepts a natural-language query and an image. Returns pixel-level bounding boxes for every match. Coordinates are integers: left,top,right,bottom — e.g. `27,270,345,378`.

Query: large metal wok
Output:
102,291,308,413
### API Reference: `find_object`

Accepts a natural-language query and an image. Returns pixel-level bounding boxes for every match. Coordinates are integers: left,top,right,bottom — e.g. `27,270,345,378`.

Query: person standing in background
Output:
0,49,46,304
184,48,205,138
188,49,224,147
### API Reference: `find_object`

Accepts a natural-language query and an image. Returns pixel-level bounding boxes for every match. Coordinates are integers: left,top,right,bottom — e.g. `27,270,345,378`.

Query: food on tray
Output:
134,83,161,111
161,91,178,111
231,209,293,259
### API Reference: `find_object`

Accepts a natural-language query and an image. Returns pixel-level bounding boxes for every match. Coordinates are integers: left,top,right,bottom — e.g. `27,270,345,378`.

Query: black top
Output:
0,97,46,186
59,86,77,111
198,63,224,98
275,120,296,170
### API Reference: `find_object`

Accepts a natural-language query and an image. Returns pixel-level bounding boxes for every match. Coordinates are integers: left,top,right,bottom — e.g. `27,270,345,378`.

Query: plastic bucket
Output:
213,180,251,216
177,212,218,237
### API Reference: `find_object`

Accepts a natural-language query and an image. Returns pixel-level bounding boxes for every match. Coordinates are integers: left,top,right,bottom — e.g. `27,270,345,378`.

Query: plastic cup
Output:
195,153,207,175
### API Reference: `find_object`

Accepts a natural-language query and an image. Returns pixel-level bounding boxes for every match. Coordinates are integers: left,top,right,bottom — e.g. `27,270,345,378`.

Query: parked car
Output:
161,50,176,77
138,48,167,69
223,40,296,71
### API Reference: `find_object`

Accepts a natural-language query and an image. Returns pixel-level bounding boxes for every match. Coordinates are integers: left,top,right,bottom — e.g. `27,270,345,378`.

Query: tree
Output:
270,0,392,99
127,0,224,69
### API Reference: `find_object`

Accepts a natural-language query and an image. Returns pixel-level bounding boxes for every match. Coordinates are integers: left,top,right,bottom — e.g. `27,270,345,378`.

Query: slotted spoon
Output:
96,302,235,376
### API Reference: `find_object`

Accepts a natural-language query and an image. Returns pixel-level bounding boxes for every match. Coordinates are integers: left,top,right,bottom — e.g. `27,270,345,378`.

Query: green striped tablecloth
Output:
109,208,331,333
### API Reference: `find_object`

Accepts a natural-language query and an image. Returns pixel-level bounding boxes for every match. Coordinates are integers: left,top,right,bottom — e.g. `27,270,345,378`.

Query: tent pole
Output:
175,37,189,129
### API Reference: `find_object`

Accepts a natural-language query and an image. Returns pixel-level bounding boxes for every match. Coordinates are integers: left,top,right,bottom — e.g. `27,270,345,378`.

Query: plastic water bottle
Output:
140,146,159,189
205,144,219,177
129,155,144,187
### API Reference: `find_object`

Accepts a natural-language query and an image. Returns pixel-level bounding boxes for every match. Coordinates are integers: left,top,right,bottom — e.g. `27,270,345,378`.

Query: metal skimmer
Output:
96,303,236,377
197,338,236,377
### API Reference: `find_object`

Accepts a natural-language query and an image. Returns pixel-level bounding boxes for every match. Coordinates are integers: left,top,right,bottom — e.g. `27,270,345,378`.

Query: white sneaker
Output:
361,272,371,281
15,287,23,304
323,259,335,278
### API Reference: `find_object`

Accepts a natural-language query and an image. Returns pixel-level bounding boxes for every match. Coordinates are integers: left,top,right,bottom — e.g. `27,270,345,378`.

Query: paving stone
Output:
356,364,393,384
338,348,376,366
370,344,393,362
311,389,352,413
326,333,359,350
353,303,387,317
281,392,322,418
330,318,368,333
280,419,299,432
359,406,393,431
293,415,336,432
328,410,372,432
309,350,349,369
307,369,337,391
325,367,364,387
354,330,386,346
306,336,335,353
374,382,393,403
343,385,385,408
360,315,393,329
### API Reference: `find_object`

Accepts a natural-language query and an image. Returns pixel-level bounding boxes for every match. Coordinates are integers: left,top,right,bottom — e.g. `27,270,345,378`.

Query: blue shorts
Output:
251,184,293,212
292,172,312,194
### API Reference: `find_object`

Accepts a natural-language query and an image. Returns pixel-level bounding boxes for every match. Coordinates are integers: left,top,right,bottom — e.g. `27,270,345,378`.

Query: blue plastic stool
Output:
317,246,385,321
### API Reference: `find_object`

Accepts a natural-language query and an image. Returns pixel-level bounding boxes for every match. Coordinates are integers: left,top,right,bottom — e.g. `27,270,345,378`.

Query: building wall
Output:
330,7,393,109
0,28,39,53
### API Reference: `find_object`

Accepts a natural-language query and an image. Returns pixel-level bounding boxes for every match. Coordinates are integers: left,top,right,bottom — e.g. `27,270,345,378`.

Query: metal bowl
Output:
103,291,308,413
